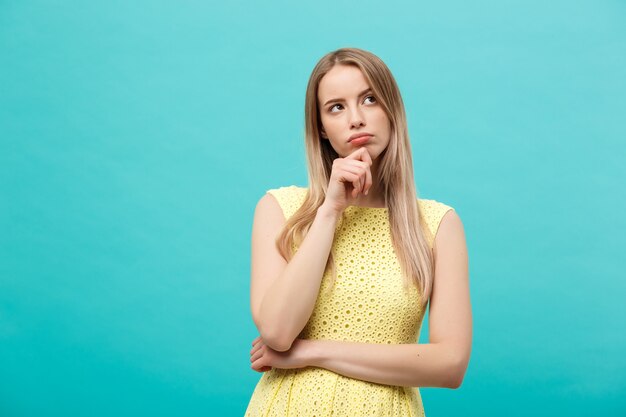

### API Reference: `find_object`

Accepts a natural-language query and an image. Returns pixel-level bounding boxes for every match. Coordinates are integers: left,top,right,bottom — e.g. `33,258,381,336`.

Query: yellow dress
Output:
245,185,454,417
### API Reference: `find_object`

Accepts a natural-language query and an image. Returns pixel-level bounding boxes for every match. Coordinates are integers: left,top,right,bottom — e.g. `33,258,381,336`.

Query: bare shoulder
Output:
433,209,467,257
254,192,286,223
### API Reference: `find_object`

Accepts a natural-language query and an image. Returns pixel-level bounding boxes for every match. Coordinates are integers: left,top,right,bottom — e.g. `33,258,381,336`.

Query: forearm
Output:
307,340,466,389
259,204,341,351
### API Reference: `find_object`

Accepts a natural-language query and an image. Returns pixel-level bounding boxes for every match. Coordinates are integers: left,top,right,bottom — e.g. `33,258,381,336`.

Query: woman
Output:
245,47,472,416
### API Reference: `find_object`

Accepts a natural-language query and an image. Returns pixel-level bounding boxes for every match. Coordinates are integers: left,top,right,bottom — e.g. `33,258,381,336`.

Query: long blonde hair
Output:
275,47,434,308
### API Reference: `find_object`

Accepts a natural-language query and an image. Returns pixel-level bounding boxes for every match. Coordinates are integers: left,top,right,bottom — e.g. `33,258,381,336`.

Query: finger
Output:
342,159,371,194
358,147,373,167
341,159,369,172
252,336,261,347
357,149,372,194
252,364,272,373
340,165,365,197
250,339,264,355
346,146,366,160
336,160,363,175
364,163,372,195
350,175,361,198
345,150,371,194
352,172,362,197
341,160,369,194
339,171,361,198
250,348,264,363
251,356,266,370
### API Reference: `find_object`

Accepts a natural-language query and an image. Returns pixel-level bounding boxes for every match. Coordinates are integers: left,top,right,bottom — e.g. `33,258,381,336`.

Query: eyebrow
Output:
323,88,373,107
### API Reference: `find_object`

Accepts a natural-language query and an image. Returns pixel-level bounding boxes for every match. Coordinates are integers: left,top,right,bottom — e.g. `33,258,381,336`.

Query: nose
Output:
349,107,365,128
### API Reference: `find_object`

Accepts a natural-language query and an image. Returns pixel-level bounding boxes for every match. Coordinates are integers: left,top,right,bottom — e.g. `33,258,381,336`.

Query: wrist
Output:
317,203,342,222
303,339,326,368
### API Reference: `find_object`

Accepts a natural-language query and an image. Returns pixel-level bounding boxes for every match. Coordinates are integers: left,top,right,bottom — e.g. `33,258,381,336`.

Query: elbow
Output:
445,354,469,389
262,332,294,352
253,305,300,352
255,320,295,352
446,372,465,389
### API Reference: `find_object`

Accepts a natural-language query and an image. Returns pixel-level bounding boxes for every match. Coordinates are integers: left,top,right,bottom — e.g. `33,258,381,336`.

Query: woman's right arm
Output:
250,148,373,352
250,194,340,352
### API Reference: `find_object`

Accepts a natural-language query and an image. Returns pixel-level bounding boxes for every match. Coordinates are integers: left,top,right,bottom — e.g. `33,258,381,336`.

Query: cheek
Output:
321,116,341,135
370,108,387,123
375,113,391,132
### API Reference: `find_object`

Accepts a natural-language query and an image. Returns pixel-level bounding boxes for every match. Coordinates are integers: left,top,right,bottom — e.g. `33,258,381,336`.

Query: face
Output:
317,65,391,160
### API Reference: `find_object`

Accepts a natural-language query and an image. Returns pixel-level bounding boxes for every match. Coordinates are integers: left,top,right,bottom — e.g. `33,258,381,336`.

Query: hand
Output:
249,336,312,373
323,147,373,214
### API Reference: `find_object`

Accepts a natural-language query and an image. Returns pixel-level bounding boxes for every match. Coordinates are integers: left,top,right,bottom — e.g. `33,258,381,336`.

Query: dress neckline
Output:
347,205,388,210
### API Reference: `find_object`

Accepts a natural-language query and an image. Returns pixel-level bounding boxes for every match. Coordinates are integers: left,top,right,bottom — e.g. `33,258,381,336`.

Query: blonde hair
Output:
275,47,434,308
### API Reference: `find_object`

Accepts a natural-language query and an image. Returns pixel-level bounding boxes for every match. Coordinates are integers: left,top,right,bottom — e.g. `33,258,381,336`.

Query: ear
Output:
320,127,328,139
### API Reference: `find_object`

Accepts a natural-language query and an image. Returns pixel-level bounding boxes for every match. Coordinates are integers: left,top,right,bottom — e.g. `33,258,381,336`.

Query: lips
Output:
348,132,373,142
350,136,370,146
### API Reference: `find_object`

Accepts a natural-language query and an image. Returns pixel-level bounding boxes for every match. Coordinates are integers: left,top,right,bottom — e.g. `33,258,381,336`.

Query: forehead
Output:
318,65,370,100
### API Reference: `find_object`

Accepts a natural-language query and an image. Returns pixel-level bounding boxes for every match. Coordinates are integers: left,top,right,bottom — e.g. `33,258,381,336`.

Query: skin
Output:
249,64,472,388
319,64,390,208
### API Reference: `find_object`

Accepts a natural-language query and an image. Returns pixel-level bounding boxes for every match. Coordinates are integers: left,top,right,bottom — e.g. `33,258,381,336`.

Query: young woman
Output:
245,47,471,417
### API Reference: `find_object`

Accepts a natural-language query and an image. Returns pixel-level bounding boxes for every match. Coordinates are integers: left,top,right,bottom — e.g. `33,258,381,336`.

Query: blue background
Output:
1,1,625,416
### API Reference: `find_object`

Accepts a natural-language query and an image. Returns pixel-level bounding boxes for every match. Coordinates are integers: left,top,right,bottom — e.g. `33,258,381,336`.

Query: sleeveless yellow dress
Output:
245,185,454,417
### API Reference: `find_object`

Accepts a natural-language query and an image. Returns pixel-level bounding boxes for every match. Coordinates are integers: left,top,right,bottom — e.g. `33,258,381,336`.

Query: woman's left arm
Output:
250,210,472,388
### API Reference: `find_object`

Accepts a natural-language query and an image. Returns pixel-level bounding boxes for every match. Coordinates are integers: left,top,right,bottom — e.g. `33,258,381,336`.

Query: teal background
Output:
1,0,625,416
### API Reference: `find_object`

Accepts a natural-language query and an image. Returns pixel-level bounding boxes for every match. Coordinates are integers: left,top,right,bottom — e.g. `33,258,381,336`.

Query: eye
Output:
364,95,377,104
329,104,343,113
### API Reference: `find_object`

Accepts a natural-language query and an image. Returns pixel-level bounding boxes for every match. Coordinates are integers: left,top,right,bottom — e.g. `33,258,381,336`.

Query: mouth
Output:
348,132,374,143
350,135,371,146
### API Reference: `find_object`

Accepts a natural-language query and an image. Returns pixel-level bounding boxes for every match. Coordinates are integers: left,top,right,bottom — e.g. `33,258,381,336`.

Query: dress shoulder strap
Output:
266,185,308,221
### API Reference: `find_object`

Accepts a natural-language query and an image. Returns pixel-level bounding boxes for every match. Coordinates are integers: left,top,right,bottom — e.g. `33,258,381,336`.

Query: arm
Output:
306,210,472,388
307,340,460,388
250,193,340,352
